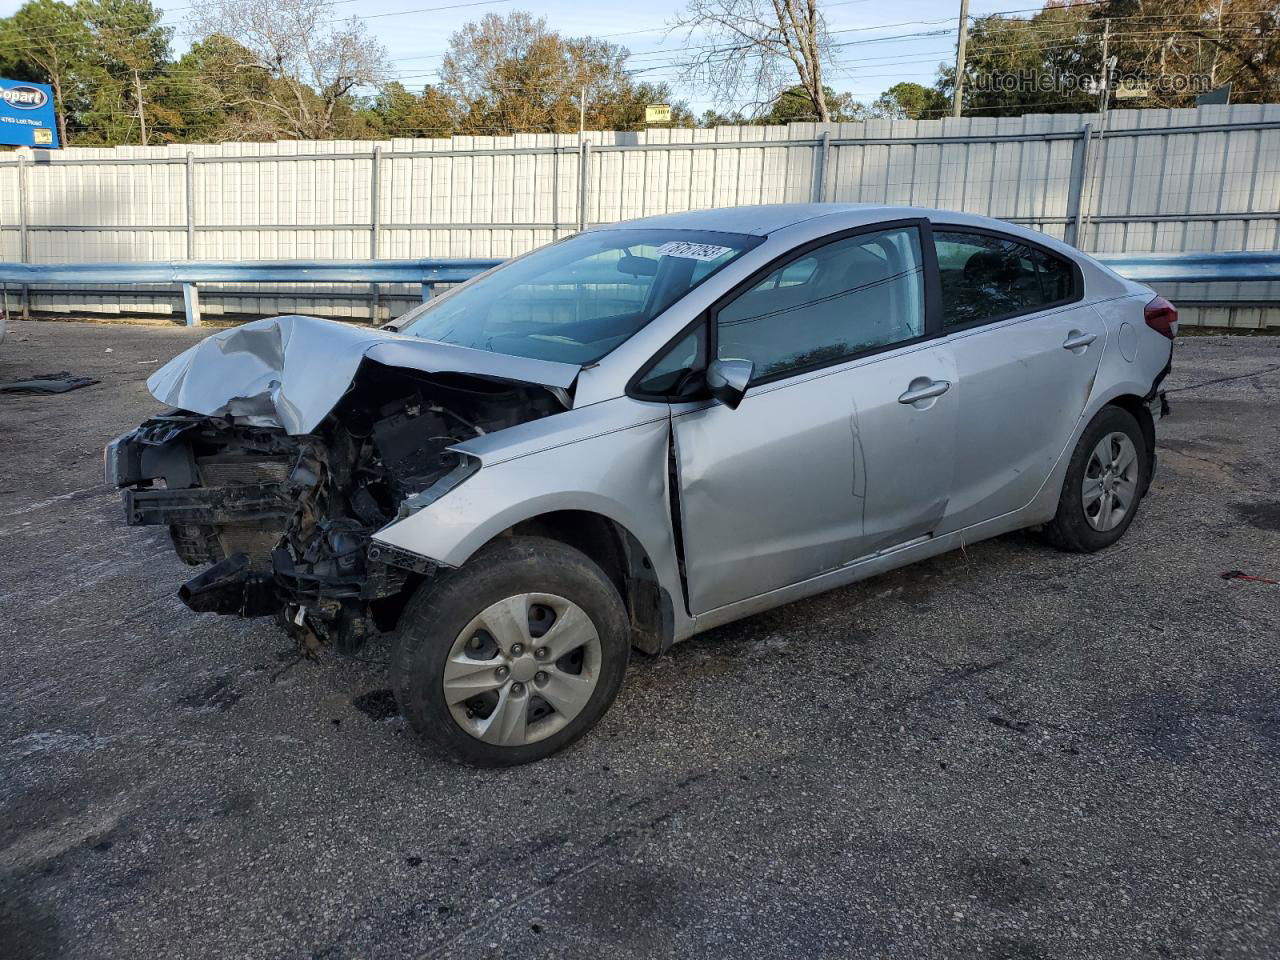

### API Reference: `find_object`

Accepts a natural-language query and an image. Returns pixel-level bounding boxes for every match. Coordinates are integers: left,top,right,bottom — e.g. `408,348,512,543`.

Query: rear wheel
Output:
1043,406,1149,553
391,536,630,767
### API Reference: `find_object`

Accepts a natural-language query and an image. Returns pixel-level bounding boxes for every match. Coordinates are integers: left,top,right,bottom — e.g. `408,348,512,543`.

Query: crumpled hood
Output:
147,315,581,435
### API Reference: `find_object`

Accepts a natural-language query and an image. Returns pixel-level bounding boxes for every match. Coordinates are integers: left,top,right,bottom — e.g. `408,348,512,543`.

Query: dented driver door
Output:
670,221,959,616
670,366,865,616
671,343,960,617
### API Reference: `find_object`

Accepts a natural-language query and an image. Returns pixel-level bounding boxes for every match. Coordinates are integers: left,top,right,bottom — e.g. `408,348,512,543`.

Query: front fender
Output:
370,415,683,607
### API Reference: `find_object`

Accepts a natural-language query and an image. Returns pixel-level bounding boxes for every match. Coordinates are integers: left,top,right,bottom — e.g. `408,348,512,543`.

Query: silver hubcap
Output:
1082,431,1139,532
442,593,601,747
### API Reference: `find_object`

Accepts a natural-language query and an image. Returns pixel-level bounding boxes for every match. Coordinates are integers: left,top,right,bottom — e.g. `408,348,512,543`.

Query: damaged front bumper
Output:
107,414,440,653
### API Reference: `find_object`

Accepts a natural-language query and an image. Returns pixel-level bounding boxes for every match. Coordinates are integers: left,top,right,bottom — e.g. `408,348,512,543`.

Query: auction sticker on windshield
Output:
656,241,733,262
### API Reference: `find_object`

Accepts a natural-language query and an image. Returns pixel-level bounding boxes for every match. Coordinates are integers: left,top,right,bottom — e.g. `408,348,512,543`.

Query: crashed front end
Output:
106,315,575,653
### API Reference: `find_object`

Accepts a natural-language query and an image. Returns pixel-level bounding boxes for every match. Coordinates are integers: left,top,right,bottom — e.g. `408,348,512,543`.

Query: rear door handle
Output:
897,379,951,405
1063,330,1098,351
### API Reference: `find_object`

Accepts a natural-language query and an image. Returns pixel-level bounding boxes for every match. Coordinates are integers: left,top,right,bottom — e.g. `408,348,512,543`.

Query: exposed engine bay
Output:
108,361,564,653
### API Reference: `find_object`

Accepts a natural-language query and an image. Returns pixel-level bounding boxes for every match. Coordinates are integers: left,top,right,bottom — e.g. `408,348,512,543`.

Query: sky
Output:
0,0,1034,115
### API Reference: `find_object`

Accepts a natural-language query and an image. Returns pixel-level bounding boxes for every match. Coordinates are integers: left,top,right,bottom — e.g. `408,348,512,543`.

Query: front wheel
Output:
1043,405,1149,553
391,536,630,767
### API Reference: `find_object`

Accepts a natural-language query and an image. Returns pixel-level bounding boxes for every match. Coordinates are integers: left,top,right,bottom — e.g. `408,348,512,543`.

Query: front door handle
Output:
1063,330,1098,351
897,379,951,405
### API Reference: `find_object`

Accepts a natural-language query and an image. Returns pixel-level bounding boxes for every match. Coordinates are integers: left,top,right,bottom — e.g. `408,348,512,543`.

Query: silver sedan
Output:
108,204,1176,766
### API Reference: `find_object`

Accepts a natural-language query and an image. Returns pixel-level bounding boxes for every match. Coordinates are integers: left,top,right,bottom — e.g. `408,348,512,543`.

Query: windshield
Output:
397,228,762,364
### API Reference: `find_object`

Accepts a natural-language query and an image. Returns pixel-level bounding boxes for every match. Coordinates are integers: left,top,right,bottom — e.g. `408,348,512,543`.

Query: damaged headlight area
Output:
107,363,561,654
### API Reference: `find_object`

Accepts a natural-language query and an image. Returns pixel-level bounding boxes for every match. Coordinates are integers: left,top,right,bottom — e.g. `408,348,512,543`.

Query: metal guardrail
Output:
1092,251,1280,284
0,259,505,285
0,259,505,326
0,251,1275,328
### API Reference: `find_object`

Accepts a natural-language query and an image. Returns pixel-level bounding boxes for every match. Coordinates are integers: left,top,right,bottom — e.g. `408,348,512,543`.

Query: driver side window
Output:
716,226,927,382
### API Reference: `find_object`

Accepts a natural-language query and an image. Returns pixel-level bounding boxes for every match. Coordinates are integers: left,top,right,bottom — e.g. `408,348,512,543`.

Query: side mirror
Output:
705,358,753,410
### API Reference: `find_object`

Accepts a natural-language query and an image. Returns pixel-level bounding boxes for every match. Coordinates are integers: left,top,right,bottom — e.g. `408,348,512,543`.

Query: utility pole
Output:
134,69,148,146
1081,19,1115,253
1210,0,1224,86
1096,18,1111,115
579,85,587,135
951,0,970,117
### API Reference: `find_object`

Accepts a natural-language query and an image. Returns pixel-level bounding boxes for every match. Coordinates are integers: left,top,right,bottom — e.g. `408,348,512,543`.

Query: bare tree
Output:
670,0,833,121
187,0,388,139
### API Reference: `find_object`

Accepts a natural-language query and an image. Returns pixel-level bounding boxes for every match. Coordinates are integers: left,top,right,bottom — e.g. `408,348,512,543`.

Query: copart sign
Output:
0,78,59,148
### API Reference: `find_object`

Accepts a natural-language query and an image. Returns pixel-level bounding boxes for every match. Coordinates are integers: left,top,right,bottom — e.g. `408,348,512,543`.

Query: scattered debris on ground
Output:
0,371,99,394
1221,570,1279,585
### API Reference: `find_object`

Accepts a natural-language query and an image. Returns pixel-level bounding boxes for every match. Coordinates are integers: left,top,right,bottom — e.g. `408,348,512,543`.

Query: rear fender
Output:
1023,374,1166,524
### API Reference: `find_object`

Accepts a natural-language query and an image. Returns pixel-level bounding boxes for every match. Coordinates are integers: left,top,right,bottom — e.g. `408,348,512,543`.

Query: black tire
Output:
391,536,630,767
1043,405,1149,553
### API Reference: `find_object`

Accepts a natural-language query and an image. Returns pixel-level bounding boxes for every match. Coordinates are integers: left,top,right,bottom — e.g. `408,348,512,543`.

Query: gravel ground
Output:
1,319,1278,960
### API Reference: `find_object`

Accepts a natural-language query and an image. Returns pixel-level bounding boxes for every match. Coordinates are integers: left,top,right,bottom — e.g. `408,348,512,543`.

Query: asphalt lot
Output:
1,318,1278,960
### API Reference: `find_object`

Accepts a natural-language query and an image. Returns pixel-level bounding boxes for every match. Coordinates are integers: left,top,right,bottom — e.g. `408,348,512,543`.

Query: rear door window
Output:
933,230,1076,329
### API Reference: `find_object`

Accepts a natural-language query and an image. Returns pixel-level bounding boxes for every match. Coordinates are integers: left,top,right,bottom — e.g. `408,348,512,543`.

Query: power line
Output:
135,18,1271,99
11,1,1265,67
0,0,1126,55
3,0,517,45
16,0,1272,58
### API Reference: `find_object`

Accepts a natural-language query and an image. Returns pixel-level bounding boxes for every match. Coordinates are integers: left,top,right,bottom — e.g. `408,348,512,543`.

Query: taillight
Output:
1144,295,1178,339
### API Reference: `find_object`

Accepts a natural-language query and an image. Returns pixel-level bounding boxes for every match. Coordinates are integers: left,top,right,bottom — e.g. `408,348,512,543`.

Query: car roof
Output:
602,203,880,236
590,203,1142,304
599,203,1039,238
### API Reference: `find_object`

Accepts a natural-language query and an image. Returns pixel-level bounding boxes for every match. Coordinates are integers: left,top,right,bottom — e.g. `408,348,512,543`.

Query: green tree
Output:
936,4,1096,117
1098,0,1280,105
593,81,695,130
0,0,172,145
755,84,864,124
697,107,746,127
0,0,91,145
440,12,689,134
935,0,1279,116
79,0,172,145
366,82,456,138
147,34,276,142
871,82,949,120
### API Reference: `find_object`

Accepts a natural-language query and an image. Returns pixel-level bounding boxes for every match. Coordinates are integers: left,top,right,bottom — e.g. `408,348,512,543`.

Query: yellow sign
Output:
1114,83,1150,100
33,127,53,145
645,104,672,124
